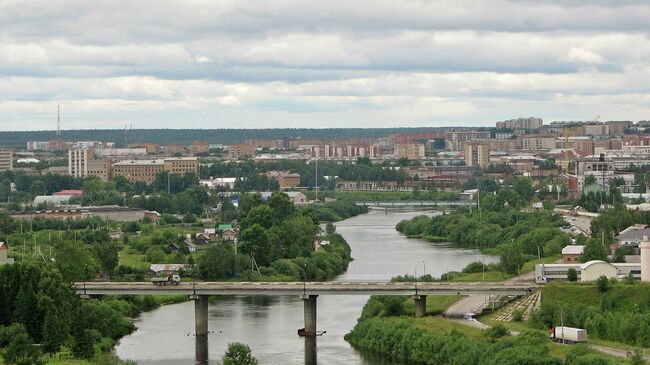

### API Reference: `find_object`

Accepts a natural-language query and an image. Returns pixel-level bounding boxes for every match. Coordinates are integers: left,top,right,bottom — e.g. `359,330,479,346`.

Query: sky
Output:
1,0,650,130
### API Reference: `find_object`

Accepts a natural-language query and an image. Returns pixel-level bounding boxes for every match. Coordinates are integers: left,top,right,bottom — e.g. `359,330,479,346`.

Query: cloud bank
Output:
1,0,649,130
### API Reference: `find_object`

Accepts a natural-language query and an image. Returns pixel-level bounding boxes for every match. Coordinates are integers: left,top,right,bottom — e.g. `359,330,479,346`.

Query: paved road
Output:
563,215,592,235
444,295,492,318
75,281,534,296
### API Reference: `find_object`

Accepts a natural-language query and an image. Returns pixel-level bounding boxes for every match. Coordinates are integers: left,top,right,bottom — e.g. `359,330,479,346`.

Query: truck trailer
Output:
550,326,587,344
151,273,181,286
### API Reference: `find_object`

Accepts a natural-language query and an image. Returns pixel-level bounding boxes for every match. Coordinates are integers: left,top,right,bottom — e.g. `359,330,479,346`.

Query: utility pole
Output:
315,158,318,202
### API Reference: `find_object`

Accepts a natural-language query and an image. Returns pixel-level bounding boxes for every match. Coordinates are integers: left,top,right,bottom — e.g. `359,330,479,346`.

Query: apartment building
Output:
394,143,425,159
522,135,556,150
464,141,490,168
496,117,543,130
488,138,521,153
0,150,13,172
113,157,199,184
68,148,94,177
228,143,256,159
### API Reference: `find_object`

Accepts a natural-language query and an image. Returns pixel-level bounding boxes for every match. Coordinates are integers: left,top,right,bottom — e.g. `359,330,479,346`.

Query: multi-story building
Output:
265,171,301,189
189,140,209,155
583,123,609,136
464,141,490,168
94,148,147,157
162,157,200,176
113,157,199,184
394,143,425,160
488,138,521,153
444,130,491,151
87,159,113,180
26,141,50,150
228,143,256,159
68,148,94,178
607,121,632,135
0,150,13,172
128,143,159,154
113,160,164,184
522,135,556,150
165,144,186,156
309,144,381,159
496,117,543,130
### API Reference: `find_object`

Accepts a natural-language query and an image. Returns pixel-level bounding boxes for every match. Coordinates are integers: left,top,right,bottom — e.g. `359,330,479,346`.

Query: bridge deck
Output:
75,281,534,296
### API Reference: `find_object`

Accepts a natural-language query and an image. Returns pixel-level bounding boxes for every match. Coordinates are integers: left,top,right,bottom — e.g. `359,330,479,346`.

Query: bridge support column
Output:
412,295,427,318
194,295,208,336
302,294,318,336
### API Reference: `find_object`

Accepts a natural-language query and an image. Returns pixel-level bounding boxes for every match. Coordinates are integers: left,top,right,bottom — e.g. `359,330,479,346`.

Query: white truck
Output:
151,273,181,286
550,326,587,344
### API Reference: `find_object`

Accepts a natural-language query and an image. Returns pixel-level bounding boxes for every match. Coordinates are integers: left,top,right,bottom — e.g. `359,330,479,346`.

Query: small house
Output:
561,245,585,263
204,228,217,239
195,232,211,245
168,242,181,253
222,228,236,242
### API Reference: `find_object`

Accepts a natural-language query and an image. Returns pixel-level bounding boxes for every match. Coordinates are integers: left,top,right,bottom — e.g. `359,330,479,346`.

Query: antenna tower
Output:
57,104,61,136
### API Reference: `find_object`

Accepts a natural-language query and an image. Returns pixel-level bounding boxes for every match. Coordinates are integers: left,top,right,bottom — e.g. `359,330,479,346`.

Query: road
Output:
562,215,593,235
74,281,535,297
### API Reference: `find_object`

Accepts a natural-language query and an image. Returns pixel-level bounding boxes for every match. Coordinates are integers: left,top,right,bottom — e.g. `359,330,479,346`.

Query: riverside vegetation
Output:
345,294,626,365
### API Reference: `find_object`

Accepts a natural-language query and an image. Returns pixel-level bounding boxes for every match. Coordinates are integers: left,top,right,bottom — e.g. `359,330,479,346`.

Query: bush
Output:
596,275,609,292
512,310,524,322
567,268,578,282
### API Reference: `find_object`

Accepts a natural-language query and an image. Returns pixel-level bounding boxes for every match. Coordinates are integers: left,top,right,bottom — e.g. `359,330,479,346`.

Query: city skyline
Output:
2,0,650,130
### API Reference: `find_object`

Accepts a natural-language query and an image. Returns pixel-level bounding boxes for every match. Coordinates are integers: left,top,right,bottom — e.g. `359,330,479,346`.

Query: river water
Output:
115,209,496,364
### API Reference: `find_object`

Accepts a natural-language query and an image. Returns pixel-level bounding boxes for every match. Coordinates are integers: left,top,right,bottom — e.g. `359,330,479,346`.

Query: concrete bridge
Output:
75,281,533,337
354,200,473,207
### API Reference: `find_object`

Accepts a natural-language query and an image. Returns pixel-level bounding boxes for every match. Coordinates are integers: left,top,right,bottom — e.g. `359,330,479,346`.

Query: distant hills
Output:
0,127,450,148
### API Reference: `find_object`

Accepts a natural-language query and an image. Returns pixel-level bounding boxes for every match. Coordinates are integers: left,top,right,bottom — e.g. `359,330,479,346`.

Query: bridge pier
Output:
194,295,209,336
302,294,318,336
412,295,427,318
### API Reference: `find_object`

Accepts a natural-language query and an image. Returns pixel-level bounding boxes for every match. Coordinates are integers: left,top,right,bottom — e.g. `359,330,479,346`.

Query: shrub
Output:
596,275,609,293
567,268,578,282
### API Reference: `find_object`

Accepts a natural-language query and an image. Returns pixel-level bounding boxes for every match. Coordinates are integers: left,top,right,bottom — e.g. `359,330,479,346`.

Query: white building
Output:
535,261,641,283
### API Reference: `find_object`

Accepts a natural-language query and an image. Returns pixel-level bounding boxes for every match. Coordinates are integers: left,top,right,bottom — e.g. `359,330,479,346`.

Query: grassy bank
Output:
346,294,632,364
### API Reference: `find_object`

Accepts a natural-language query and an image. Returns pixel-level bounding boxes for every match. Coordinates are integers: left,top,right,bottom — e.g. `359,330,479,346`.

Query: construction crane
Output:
562,115,600,173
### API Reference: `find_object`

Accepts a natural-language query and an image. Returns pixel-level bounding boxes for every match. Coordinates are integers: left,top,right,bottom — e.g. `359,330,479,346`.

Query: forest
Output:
0,127,441,148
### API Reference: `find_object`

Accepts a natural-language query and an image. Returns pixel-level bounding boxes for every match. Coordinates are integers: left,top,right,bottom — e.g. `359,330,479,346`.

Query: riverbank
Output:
114,209,497,364
345,295,631,364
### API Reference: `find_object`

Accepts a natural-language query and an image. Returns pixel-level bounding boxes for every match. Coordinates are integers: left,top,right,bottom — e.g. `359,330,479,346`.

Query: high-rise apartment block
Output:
496,117,543,130
394,143,425,160
464,141,490,168
0,150,13,172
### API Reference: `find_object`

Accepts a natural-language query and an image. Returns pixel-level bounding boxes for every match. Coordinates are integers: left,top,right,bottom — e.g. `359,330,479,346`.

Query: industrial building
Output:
535,260,641,283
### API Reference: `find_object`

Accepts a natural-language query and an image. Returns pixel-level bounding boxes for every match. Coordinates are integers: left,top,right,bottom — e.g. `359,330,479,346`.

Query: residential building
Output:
0,149,13,171
165,144,185,156
394,143,425,159
607,121,632,135
464,141,490,168
583,123,609,136
496,117,543,130
190,140,209,154
26,141,50,150
228,143,256,159
68,148,94,177
265,171,301,189
113,157,199,184
113,160,164,184
522,135,556,150
94,147,147,157
444,130,491,151
128,143,159,154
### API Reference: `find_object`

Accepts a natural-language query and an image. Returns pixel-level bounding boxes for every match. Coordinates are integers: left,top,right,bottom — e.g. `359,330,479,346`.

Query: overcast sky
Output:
1,0,649,130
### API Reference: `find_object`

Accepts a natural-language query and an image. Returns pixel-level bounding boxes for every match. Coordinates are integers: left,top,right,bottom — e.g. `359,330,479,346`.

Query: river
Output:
115,210,496,364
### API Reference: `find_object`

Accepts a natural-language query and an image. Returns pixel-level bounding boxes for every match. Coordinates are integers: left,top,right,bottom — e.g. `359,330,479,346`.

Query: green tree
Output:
93,241,119,273
268,192,295,221
72,329,95,359
29,180,47,196
581,238,608,262
41,300,65,354
584,174,597,185
567,268,578,282
222,342,258,365
0,324,43,365
239,224,272,266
